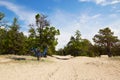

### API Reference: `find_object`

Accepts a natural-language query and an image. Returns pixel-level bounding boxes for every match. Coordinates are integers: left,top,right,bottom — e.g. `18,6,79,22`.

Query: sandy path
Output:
0,56,120,80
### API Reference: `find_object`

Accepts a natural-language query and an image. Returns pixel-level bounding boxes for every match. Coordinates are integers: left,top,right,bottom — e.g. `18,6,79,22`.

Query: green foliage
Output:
0,13,60,56
27,27,37,49
62,30,93,57
0,12,4,20
111,41,120,56
0,28,7,54
0,17,28,55
56,48,65,55
27,13,60,55
93,27,119,57
41,26,60,55
28,26,60,55
0,12,120,57
0,12,8,28
1,13,60,56
7,18,27,55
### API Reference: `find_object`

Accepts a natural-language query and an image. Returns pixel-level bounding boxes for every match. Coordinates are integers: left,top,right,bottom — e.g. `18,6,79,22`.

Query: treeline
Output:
0,12,60,55
0,12,120,57
57,28,120,57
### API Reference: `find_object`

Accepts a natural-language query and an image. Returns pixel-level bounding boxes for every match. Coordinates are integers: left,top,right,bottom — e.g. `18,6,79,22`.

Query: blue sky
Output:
0,0,120,49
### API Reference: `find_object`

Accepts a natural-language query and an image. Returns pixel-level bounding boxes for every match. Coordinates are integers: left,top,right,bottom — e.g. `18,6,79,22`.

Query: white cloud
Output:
107,21,120,39
0,1,38,35
49,10,103,49
79,0,120,6
0,26,5,29
49,9,120,49
22,31,30,37
0,1,120,50
49,10,77,49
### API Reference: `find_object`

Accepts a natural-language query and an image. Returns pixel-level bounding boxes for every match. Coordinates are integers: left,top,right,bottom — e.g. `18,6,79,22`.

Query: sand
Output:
0,55,120,80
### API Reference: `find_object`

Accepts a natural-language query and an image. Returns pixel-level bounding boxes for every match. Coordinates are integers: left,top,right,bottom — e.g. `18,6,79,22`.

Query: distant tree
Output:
66,30,82,56
112,41,120,56
57,48,65,55
64,30,93,57
81,39,94,57
93,27,119,57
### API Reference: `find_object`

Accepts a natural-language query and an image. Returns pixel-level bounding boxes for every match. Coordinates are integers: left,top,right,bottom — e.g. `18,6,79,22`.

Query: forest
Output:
0,12,120,57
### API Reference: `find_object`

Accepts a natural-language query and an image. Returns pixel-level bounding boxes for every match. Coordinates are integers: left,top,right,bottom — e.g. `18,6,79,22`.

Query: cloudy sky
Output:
0,0,120,49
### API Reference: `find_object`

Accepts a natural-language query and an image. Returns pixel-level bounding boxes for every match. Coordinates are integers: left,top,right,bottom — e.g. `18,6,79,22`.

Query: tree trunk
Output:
107,43,112,57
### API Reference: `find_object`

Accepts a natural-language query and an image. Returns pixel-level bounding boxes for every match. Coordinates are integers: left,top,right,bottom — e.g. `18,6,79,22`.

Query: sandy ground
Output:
0,55,120,80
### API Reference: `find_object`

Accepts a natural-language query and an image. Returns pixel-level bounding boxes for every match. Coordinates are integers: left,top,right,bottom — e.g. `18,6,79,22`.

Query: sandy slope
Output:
0,56,120,80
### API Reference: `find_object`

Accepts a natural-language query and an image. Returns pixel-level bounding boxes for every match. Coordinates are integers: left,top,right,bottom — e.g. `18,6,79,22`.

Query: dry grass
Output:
0,55,52,64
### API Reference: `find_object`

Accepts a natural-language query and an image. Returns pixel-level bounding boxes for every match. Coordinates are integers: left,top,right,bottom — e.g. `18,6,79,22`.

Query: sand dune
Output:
0,55,120,80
